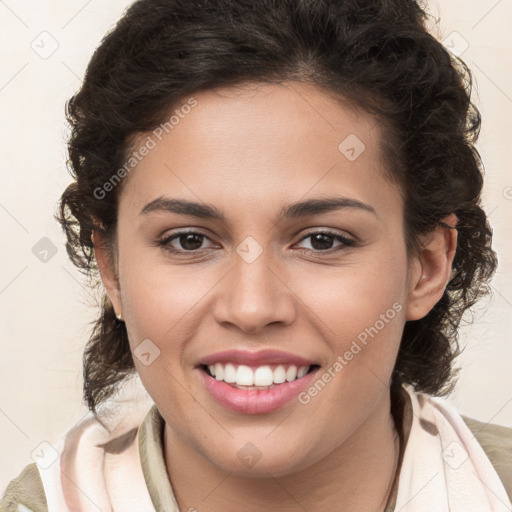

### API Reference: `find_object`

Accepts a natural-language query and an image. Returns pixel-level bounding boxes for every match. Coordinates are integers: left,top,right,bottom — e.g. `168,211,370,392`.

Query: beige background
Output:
1,0,511,490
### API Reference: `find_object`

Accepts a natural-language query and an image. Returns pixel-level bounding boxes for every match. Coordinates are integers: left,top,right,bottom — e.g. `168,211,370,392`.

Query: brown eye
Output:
157,231,213,253
295,231,356,252
175,233,205,251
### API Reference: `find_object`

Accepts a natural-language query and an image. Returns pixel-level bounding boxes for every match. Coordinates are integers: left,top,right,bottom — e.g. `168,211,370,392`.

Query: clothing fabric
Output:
1,384,511,512
392,386,512,511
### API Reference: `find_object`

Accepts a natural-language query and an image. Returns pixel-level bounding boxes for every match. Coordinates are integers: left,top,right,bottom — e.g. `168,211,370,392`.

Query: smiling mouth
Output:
200,363,321,390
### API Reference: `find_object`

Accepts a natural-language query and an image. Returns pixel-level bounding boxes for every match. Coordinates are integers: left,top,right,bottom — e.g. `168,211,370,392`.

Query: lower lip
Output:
198,367,320,414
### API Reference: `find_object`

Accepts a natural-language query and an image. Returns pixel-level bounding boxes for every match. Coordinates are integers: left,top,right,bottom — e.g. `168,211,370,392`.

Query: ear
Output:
405,213,458,321
91,222,123,317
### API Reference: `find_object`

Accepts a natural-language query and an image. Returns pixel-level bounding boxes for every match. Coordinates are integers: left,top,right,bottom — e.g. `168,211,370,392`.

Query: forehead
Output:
119,81,401,225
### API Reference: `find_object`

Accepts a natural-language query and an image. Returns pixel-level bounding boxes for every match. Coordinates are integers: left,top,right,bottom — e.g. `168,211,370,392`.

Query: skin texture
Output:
93,81,457,511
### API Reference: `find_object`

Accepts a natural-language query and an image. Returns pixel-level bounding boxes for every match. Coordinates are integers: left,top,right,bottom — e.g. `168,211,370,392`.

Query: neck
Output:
164,388,401,512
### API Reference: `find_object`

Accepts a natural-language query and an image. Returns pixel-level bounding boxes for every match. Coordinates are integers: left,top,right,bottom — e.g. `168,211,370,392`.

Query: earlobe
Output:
405,213,458,321
91,224,122,316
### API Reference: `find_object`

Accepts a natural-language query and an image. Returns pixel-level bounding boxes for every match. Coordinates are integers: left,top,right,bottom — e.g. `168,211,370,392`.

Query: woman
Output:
2,0,511,511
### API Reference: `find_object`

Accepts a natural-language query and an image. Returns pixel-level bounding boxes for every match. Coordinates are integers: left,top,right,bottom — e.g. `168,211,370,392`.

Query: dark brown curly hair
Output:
56,0,497,416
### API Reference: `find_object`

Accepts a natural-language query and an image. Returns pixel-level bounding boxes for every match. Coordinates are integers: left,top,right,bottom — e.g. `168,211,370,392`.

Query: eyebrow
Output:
140,196,377,221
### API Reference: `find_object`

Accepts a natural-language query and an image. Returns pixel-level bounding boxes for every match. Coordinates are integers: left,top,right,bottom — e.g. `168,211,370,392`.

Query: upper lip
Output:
198,349,317,368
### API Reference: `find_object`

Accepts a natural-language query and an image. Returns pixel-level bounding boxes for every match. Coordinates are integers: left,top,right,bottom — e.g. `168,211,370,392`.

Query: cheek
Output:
289,245,409,380
294,246,408,330
119,244,218,340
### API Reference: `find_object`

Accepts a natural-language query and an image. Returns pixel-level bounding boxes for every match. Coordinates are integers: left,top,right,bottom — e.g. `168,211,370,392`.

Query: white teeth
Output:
207,363,312,386
236,365,254,385
223,363,237,383
214,363,224,381
285,365,298,382
273,365,286,384
297,366,308,378
254,366,274,386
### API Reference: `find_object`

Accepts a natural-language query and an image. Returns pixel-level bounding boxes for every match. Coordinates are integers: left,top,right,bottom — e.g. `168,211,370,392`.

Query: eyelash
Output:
156,229,357,255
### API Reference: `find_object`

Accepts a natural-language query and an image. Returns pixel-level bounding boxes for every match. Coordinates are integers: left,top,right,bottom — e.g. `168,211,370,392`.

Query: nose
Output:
212,248,296,334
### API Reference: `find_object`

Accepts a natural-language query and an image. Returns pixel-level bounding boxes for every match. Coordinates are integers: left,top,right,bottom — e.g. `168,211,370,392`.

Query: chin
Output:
204,441,318,479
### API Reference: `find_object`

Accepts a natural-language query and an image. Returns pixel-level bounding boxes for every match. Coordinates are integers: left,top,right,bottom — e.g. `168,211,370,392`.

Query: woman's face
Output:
107,82,426,476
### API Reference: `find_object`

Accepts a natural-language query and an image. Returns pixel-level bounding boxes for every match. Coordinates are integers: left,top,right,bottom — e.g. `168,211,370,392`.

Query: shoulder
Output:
0,463,47,512
462,415,512,503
